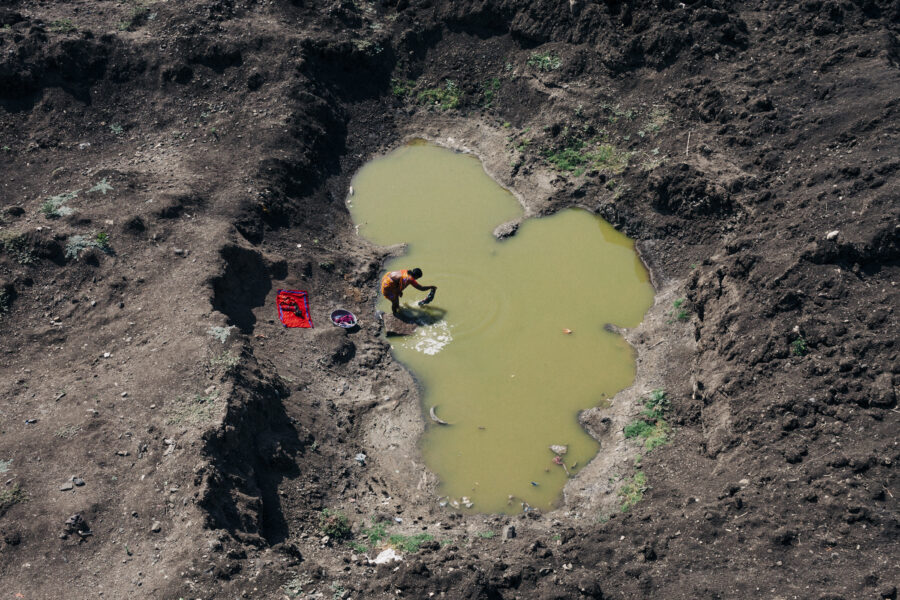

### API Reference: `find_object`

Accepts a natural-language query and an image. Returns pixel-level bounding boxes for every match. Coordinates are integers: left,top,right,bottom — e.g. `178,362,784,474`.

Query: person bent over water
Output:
380,267,437,315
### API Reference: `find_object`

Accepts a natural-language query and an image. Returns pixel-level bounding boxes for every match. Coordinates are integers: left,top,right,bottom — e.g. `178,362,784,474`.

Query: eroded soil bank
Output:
0,1,898,599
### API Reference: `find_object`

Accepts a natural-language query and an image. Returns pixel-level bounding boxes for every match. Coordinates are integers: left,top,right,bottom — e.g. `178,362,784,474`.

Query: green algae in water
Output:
349,141,654,513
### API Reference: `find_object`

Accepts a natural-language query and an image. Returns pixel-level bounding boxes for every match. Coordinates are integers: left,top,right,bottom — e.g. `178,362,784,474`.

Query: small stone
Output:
116,450,129,456
738,478,750,486
73,477,85,486
121,392,128,398
60,482,74,491
825,230,839,240
150,521,161,533
173,248,184,256
102,352,111,358
502,525,516,539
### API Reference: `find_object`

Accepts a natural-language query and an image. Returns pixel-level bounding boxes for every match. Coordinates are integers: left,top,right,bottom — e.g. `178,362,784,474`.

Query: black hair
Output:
410,268,423,279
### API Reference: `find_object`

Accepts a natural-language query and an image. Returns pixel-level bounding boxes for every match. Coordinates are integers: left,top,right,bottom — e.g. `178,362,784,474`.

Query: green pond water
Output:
349,141,654,513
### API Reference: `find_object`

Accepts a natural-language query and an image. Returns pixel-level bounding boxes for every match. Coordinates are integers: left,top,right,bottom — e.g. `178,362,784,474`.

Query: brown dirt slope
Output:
0,0,897,598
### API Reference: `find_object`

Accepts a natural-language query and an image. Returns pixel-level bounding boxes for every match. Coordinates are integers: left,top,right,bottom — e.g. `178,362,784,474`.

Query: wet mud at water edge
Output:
349,141,654,513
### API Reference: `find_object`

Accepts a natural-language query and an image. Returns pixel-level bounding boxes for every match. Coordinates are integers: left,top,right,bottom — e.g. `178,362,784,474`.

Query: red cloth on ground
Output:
276,290,313,328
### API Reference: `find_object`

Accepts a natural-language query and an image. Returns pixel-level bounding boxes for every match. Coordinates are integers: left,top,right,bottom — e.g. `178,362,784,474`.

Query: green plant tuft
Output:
481,77,501,107
0,232,34,265
417,80,462,110
527,51,562,72
624,389,671,452
388,532,435,553
41,190,80,218
391,78,415,98
618,471,647,512
319,509,351,540
791,337,808,356
49,19,76,33
542,139,630,176
88,178,114,195
624,420,655,439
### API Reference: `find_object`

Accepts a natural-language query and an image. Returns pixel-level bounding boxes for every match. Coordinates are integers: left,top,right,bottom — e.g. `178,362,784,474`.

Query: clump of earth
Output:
0,1,898,599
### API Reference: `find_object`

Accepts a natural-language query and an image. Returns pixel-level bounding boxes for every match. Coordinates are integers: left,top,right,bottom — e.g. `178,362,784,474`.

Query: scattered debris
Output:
550,445,568,455
354,453,367,466
62,514,92,539
369,548,403,564
429,405,450,426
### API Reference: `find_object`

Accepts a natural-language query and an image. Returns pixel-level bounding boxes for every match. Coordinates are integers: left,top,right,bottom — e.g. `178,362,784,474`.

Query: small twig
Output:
685,130,692,156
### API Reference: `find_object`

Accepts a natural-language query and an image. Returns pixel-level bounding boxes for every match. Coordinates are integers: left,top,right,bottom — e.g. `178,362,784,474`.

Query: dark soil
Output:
1,0,898,599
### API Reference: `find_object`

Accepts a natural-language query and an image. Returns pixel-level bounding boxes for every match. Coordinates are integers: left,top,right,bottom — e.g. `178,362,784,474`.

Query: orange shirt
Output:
380,270,417,299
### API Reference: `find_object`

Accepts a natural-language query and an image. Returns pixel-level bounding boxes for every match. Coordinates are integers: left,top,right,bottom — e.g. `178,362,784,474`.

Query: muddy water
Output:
349,141,654,513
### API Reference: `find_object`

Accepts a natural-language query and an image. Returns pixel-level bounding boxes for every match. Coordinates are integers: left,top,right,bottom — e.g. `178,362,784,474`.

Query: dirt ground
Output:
1,0,898,598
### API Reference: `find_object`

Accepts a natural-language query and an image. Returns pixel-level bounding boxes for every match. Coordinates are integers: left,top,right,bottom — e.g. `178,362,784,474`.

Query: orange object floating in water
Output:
562,328,573,334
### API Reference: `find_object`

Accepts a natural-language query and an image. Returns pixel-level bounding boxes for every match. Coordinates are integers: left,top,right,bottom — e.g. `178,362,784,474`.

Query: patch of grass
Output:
319,508,351,540
41,190,80,218
109,123,124,135
49,18,76,33
388,532,435,553
0,231,34,265
390,78,415,98
624,389,671,452
354,519,434,553
478,530,495,539
0,459,11,473
641,389,670,421
666,298,690,323
416,80,462,110
542,139,630,176
791,337,808,356
623,420,655,439
618,471,646,512
481,77,501,107
167,392,219,425
527,51,561,72
358,520,387,548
